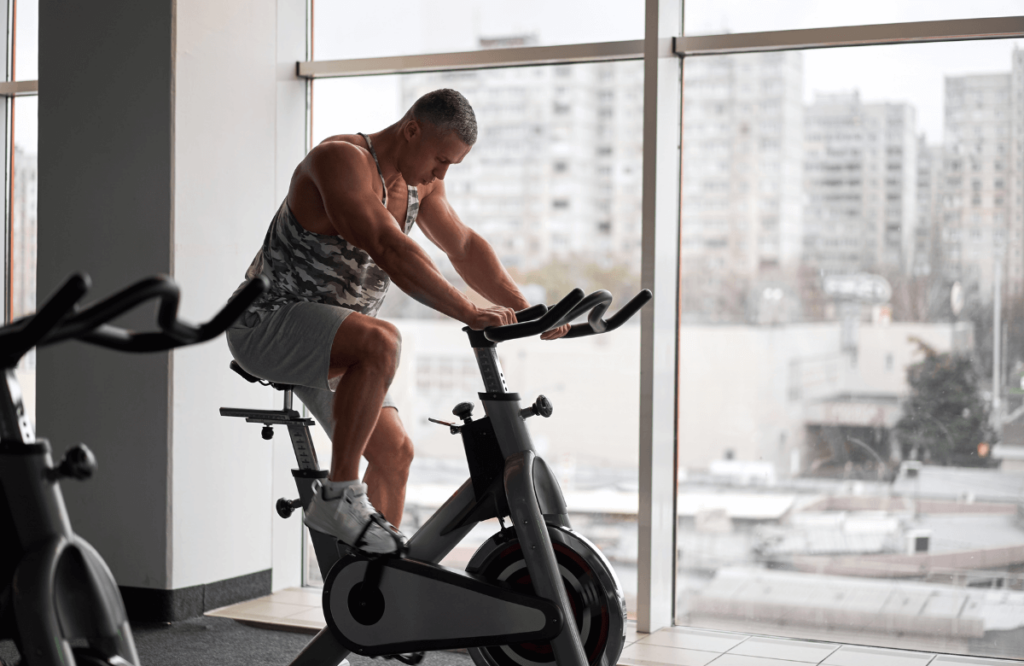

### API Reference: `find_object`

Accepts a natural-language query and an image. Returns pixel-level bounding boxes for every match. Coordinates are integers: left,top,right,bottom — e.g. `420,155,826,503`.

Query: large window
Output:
3,0,39,422
676,37,1024,660
304,1,1024,661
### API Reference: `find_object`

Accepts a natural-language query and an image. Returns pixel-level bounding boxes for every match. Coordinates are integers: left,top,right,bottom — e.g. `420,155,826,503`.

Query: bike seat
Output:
229,360,294,392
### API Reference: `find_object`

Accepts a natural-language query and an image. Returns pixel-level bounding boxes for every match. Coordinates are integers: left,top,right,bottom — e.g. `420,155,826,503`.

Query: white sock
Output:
321,478,359,501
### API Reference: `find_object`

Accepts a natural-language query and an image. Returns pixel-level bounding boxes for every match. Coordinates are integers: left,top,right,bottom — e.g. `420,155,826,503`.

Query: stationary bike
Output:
0,272,267,666
221,286,651,666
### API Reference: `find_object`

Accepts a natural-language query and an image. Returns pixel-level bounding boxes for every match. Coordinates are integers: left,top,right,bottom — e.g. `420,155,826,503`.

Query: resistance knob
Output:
262,425,274,440
452,402,474,422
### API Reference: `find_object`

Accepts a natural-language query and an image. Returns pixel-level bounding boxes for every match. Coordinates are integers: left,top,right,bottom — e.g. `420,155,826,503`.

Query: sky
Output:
11,1,1024,152
13,0,38,154
312,0,1024,144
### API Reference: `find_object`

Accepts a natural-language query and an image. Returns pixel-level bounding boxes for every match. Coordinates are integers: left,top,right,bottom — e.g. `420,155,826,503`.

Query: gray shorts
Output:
226,301,397,440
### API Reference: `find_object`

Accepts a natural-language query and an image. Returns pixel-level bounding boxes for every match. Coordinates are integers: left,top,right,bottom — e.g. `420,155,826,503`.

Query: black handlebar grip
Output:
77,276,269,352
0,273,90,367
564,289,652,338
45,276,180,344
552,290,613,330
193,275,270,341
515,303,548,323
484,288,585,342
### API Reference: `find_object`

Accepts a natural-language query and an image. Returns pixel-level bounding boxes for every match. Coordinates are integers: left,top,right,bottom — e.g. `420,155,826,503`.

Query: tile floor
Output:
207,588,1022,665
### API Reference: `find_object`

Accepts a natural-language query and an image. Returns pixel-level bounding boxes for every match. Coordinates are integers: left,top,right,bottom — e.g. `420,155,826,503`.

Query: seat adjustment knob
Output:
276,497,302,518
53,443,97,481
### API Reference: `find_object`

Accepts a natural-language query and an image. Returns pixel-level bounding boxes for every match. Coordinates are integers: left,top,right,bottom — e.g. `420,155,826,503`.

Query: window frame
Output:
1,0,39,325
300,2,1024,637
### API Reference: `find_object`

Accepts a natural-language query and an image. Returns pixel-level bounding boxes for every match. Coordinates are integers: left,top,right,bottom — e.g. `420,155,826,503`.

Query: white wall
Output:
170,0,306,590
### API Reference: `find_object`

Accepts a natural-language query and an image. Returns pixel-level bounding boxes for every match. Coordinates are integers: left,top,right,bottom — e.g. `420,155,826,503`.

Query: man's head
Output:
410,88,478,146
397,89,476,186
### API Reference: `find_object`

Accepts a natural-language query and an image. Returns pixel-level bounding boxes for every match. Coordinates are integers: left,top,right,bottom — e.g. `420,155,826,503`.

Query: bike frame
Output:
0,368,140,666
222,326,589,666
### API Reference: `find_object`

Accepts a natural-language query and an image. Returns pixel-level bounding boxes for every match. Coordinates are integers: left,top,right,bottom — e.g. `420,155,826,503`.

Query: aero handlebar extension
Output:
0,273,269,367
484,288,652,343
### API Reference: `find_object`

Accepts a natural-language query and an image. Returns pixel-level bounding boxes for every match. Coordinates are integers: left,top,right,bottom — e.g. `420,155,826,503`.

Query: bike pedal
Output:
380,652,425,665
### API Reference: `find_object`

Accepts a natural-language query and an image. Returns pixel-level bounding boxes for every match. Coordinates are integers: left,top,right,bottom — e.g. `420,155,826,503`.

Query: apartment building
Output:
803,93,917,277
679,51,804,322
942,72,1017,299
400,48,645,274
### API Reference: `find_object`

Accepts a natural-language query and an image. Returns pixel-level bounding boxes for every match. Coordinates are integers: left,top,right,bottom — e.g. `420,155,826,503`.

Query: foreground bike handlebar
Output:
0,273,268,367
483,288,652,342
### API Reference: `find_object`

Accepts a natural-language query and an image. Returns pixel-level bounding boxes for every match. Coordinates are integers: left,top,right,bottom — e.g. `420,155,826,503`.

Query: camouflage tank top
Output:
236,133,419,328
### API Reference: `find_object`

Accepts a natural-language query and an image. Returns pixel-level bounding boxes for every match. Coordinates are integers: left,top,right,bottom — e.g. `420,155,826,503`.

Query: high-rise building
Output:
915,138,944,278
942,72,1017,299
1012,49,1024,285
400,48,644,276
803,93,917,278
11,147,37,321
679,51,804,322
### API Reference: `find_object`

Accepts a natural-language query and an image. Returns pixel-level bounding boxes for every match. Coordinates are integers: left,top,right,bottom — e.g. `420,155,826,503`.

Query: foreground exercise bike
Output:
221,286,651,666
0,272,267,666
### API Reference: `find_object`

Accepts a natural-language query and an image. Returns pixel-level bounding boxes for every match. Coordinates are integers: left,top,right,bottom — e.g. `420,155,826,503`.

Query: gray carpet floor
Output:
0,616,475,666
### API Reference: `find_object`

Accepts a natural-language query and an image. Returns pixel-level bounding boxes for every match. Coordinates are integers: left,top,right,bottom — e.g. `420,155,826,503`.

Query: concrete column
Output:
38,0,306,619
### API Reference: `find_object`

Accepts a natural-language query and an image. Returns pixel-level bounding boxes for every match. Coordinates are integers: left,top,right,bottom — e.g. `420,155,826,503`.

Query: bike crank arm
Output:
322,556,563,656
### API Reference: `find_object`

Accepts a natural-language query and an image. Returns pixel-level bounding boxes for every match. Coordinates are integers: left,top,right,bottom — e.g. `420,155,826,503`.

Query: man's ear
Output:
403,119,421,142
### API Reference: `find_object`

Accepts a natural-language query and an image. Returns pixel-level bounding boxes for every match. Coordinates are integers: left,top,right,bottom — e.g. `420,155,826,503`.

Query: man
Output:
227,89,567,554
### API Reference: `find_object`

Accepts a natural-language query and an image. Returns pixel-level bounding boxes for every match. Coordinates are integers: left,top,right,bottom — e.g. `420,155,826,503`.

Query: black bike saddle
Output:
229,360,294,392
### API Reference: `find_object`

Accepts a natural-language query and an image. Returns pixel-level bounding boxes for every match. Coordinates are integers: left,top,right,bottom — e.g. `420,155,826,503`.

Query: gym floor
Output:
1,588,1019,666
207,588,1021,666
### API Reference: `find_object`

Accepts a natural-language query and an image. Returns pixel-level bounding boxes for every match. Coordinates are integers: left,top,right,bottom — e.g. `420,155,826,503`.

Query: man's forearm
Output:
375,236,478,322
453,233,529,310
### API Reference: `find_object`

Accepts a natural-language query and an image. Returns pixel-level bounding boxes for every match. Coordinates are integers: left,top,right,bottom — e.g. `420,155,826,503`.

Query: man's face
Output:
401,121,472,186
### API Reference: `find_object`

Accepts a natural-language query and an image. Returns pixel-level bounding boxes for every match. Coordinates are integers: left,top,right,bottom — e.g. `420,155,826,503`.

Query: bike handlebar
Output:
483,288,652,343
0,273,269,367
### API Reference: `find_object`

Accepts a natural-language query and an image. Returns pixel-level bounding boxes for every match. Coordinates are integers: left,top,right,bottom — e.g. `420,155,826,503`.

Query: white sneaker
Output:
303,481,405,554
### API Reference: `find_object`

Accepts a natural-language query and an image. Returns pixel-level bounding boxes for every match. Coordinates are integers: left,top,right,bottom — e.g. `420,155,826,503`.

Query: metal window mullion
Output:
1,0,11,325
676,15,1024,56
0,79,37,96
296,15,1024,82
298,39,648,79
636,0,681,636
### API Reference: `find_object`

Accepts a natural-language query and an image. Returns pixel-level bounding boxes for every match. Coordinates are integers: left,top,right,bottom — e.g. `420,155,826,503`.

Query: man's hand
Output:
467,305,517,331
541,324,571,340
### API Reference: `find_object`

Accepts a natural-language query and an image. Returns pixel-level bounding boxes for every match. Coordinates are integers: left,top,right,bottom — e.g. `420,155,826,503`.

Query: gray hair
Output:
410,89,478,146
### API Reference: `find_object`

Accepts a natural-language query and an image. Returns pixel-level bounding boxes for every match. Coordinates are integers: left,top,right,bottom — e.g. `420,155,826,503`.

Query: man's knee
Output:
364,320,402,375
368,429,414,474
395,433,414,469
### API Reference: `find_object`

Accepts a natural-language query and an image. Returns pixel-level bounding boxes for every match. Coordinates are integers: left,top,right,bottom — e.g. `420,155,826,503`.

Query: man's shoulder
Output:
306,139,376,181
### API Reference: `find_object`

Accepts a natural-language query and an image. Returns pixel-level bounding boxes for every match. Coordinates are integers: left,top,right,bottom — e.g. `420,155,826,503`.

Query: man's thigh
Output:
227,300,349,390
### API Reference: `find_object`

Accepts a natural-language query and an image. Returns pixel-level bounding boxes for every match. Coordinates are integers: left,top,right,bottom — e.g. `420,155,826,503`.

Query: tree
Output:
518,257,641,309
894,337,996,467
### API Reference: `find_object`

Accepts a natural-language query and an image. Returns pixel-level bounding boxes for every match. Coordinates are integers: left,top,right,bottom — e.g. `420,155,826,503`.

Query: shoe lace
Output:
345,483,378,522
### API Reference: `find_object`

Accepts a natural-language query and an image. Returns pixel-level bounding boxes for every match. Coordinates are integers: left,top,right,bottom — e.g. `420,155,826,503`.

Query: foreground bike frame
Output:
0,273,266,666
222,287,651,666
